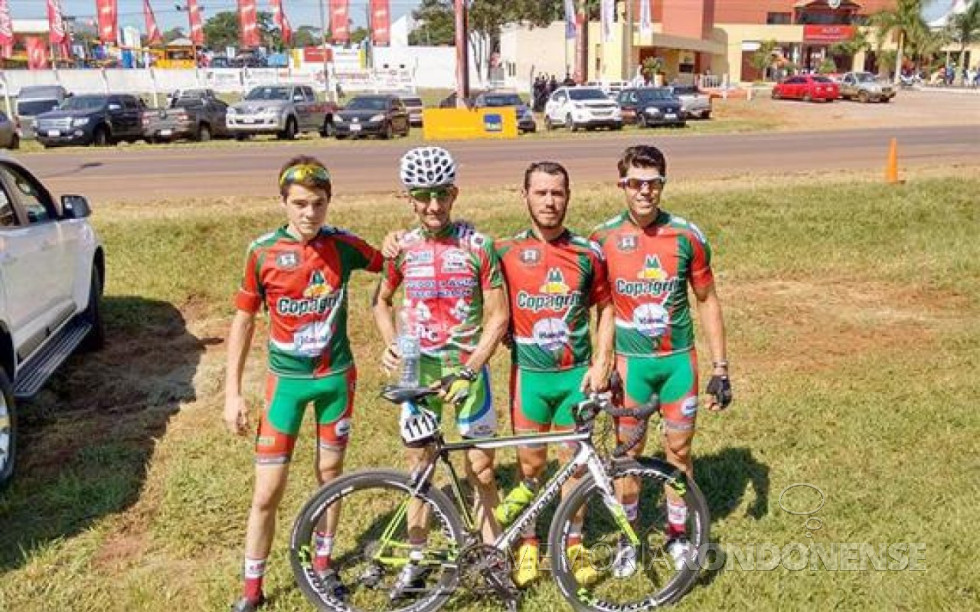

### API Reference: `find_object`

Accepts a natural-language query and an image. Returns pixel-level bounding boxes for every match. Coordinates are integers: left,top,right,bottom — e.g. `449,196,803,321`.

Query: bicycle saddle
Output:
381,384,441,405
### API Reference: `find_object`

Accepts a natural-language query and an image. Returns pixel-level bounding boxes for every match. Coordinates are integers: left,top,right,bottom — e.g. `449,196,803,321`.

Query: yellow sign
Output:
422,108,518,140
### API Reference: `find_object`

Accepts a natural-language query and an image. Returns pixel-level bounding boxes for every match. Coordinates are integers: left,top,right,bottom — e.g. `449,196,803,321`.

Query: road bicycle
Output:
289,384,710,612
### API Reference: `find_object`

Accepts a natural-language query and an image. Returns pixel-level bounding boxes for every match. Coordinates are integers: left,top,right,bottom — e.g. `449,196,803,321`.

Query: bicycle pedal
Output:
359,563,383,589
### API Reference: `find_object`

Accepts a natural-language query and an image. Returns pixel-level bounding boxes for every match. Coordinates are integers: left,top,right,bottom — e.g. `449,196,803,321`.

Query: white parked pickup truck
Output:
0,156,105,489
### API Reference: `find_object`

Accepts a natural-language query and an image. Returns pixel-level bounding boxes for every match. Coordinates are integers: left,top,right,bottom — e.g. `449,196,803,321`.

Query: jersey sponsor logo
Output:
541,267,570,294
256,435,277,447
276,270,340,316
406,249,434,265
617,234,639,252
614,258,680,297
441,249,469,273
633,302,669,338
516,268,582,312
450,298,470,322
638,255,667,281
519,248,542,266
681,397,698,417
532,317,570,350
405,265,435,278
275,251,300,270
405,277,477,300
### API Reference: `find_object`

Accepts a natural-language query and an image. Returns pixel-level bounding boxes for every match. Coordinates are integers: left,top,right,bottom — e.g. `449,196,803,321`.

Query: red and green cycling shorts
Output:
255,367,356,465
510,364,589,441
615,351,699,434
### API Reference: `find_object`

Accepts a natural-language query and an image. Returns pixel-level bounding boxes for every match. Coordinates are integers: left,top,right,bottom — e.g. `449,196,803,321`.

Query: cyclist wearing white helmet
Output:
372,146,509,599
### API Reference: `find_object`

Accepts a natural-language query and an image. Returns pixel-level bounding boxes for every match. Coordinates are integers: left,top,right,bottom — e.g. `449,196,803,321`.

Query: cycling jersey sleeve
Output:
235,245,264,313
382,256,404,290
479,240,504,290
337,234,384,273
588,246,611,306
685,229,714,289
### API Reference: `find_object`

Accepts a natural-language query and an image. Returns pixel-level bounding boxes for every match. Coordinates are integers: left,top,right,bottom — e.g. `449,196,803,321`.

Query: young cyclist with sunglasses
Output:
371,146,509,599
590,145,733,577
225,156,384,611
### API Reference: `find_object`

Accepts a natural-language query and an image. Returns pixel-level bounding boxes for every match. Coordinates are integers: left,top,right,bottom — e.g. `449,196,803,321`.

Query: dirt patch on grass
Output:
728,278,972,373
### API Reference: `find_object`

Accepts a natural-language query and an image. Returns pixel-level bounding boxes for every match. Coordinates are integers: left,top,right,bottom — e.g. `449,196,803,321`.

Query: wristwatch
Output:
458,366,477,381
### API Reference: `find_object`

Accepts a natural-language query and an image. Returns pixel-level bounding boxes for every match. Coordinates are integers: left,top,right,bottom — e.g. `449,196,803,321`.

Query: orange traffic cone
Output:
885,138,900,184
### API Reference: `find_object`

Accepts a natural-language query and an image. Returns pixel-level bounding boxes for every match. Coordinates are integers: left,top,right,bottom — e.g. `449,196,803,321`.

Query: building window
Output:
767,12,792,25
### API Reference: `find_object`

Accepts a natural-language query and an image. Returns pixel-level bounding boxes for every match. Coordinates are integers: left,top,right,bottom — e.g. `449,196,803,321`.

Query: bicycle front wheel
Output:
548,457,710,611
290,468,466,612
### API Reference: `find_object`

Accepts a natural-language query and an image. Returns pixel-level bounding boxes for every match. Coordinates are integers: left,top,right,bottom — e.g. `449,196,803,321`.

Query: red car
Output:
771,75,839,102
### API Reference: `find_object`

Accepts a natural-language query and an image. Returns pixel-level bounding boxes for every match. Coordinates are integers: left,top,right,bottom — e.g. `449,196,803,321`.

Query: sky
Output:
8,0,419,31
7,0,953,34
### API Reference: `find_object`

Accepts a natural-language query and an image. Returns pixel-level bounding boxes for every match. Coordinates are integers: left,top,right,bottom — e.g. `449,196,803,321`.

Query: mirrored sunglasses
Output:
280,164,331,187
409,187,453,202
620,176,667,190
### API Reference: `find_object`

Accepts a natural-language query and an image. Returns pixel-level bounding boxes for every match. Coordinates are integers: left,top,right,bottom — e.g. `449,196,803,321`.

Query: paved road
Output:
22,124,980,202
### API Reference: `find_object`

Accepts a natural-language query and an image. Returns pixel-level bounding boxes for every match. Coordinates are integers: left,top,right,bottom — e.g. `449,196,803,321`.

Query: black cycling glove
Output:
706,374,733,409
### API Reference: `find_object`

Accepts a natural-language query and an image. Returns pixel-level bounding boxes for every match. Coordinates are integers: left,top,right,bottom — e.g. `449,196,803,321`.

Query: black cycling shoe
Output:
317,567,349,601
230,595,266,612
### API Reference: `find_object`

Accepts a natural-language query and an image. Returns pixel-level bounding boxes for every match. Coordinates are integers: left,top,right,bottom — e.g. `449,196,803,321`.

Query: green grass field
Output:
0,169,977,611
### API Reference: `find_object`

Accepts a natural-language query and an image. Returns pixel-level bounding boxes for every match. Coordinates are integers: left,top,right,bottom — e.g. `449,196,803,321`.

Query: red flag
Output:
187,0,205,46
143,0,162,45
48,0,67,44
238,0,260,48
0,0,13,59
370,0,390,46
329,0,350,44
270,0,292,45
96,0,118,44
27,37,50,69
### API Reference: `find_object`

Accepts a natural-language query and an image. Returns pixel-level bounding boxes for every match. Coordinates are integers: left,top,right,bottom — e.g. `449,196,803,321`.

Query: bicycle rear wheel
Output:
548,457,710,610
290,468,466,612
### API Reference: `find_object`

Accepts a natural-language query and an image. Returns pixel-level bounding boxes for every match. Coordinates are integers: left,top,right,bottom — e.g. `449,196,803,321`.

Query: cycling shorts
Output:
616,351,698,433
510,364,588,434
255,368,356,464
417,358,496,440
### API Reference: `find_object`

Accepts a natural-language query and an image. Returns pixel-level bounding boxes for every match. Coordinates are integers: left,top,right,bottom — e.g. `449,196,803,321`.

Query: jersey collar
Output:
624,209,669,230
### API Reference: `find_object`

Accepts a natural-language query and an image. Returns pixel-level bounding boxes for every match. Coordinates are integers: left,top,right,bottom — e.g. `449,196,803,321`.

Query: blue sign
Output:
484,113,503,133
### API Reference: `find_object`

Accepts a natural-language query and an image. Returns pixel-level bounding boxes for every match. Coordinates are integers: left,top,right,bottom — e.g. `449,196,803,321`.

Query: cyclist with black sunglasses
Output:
225,156,384,612
590,145,732,578
371,146,509,599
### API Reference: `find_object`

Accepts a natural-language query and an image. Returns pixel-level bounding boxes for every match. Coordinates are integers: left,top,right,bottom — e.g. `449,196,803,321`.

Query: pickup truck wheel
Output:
81,266,105,352
857,90,869,103
8,134,19,150
93,126,110,147
277,117,297,140
197,124,212,142
0,369,16,490
881,96,891,103
382,121,394,140
701,111,711,120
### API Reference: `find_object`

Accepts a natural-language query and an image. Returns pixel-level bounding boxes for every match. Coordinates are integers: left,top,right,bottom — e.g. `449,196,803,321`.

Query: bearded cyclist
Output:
495,161,615,588
225,156,384,611
372,146,509,599
590,145,732,576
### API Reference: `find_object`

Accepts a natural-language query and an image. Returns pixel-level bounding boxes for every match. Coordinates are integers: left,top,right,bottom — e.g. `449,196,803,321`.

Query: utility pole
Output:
575,0,588,83
317,0,330,98
454,0,469,106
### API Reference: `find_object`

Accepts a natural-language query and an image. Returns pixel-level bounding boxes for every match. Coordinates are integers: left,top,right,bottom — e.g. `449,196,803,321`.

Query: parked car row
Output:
771,72,896,104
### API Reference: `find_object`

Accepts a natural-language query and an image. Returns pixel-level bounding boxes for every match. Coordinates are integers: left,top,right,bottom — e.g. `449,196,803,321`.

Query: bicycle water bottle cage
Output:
381,384,441,406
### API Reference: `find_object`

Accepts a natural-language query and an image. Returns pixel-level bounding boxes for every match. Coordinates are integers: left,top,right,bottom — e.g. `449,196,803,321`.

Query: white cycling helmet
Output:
400,146,457,188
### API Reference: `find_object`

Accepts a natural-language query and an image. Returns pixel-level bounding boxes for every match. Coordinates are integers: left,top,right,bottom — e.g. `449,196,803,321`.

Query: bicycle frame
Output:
391,404,641,561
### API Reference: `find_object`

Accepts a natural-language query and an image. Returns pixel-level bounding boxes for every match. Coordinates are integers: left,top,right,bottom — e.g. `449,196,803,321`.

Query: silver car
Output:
839,72,896,103
667,85,712,119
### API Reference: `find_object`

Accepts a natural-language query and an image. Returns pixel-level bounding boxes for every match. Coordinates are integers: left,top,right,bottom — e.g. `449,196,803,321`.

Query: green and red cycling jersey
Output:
383,222,503,368
590,210,714,358
235,225,383,378
496,229,610,372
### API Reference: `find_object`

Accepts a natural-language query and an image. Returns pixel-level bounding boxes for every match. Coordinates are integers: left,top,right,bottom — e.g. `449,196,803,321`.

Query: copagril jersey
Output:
591,210,713,357
235,225,383,377
496,229,609,371
383,222,503,367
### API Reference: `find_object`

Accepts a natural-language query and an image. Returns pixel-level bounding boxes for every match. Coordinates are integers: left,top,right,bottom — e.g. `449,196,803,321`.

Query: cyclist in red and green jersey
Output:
495,161,615,587
373,147,509,596
224,156,383,612
590,145,732,578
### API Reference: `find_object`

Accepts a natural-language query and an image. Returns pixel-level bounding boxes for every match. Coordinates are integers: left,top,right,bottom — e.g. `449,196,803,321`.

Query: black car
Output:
333,95,410,140
36,94,147,147
472,92,537,134
616,88,686,128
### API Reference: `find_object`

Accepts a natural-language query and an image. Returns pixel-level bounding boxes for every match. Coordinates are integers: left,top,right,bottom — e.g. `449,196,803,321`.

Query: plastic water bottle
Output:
397,303,421,389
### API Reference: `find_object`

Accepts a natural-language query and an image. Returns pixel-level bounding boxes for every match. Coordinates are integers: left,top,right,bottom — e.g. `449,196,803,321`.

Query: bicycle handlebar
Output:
574,392,661,458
